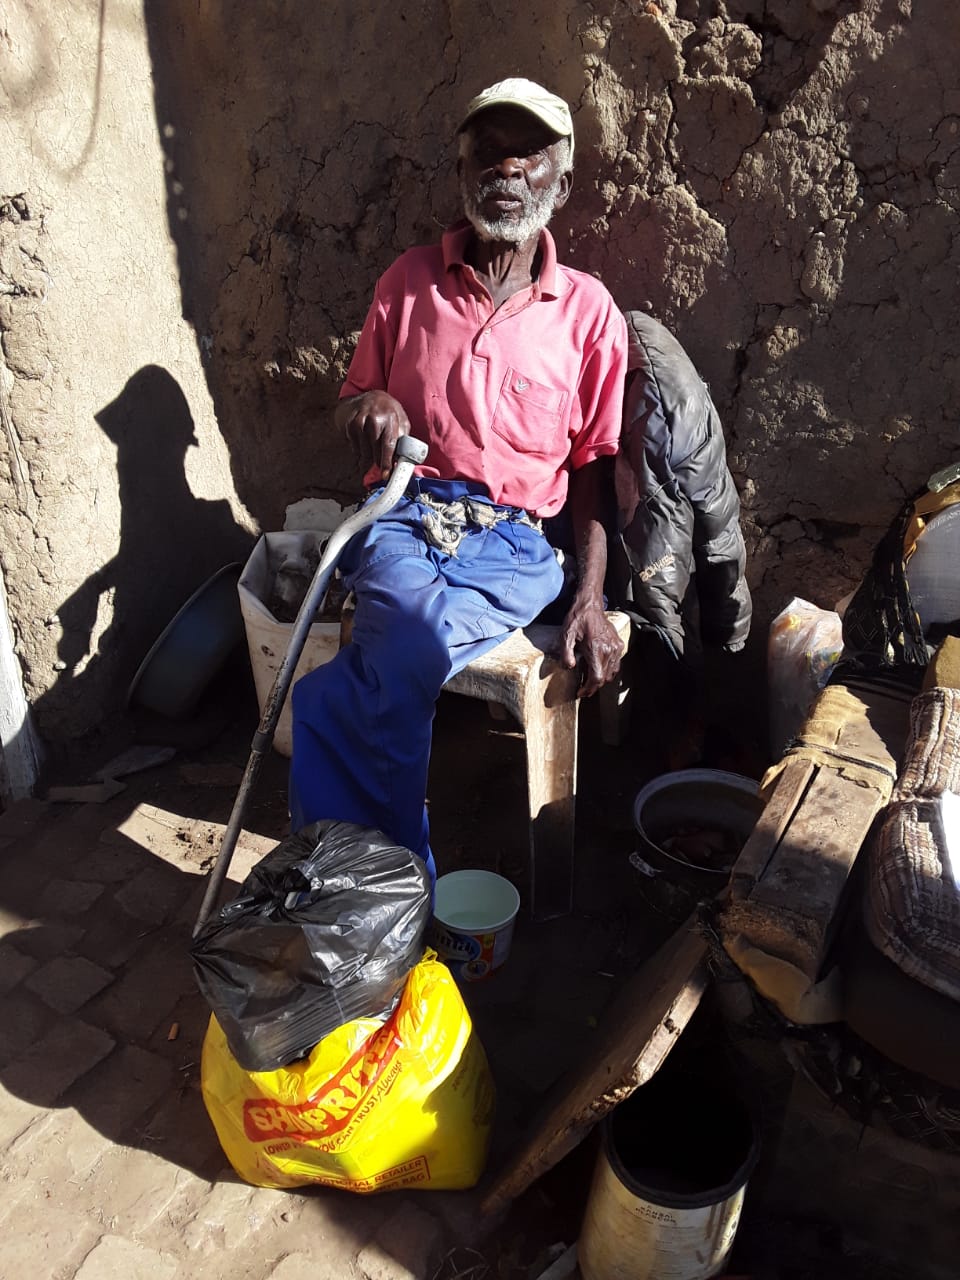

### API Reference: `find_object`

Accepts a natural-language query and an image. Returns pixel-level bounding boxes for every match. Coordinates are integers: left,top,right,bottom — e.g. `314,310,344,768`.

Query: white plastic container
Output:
429,870,520,981
237,532,340,757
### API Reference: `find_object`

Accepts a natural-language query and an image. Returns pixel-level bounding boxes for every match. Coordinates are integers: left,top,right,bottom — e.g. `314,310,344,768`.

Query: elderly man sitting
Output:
290,79,629,881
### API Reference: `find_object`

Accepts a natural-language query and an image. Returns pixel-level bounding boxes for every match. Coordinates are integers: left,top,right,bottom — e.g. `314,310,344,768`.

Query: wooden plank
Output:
750,768,884,920
721,680,912,984
479,917,708,1222
729,758,815,900
720,889,837,978
723,767,886,978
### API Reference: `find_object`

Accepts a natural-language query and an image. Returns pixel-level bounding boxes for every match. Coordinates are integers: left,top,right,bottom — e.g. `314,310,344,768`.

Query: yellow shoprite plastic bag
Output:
200,951,495,1192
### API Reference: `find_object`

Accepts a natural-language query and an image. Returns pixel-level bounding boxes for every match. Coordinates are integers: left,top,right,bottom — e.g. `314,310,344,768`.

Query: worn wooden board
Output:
479,917,708,1222
750,768,884,920
729,758,815,900
722,765,887,977
722,679,913,982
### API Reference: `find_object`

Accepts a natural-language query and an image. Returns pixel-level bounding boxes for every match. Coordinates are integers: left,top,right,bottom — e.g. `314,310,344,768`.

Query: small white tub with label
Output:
429,870,520,981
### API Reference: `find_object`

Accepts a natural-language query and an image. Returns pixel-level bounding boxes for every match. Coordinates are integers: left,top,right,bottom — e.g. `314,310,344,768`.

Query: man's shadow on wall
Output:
38,365,254,746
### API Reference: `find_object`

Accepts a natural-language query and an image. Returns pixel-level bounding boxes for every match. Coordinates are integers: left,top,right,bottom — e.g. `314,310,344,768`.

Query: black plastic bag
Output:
191,819,431,1071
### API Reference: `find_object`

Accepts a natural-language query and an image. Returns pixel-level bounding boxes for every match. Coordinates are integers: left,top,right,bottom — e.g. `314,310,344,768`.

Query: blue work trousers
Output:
289,481,565,881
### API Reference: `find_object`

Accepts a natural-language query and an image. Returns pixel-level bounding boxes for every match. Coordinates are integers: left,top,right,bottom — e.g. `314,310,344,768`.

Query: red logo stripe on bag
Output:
241,1025,404,1143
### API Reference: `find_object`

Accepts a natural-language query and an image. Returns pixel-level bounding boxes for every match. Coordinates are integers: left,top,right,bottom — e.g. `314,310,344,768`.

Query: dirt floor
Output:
6,649,955,1278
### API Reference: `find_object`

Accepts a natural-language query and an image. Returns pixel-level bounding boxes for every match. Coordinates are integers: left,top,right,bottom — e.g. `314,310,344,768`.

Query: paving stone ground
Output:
2,689,953,1279
0,693,661,1280
0,788,385,1278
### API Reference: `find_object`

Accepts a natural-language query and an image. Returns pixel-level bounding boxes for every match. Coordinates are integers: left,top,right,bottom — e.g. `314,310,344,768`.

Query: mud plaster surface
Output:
3,0,960,743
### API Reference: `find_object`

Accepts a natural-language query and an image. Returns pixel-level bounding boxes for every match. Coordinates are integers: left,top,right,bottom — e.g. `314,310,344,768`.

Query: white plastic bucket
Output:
578,1072,758,1280
429,870,520,981
237,532,340,757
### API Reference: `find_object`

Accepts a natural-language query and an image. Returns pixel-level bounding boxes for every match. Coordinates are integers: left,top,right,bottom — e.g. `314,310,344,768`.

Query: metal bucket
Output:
578,1072,759,1280
630,769,762,919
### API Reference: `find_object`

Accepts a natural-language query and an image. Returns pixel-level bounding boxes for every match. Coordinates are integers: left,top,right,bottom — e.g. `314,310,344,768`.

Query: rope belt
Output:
417,492,542,556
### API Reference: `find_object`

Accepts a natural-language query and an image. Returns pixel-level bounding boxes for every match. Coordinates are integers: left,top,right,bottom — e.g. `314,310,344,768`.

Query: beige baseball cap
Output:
458,77,574,162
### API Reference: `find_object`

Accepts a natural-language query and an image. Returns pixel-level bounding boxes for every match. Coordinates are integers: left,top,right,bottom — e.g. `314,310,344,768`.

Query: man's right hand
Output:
336,391,411,483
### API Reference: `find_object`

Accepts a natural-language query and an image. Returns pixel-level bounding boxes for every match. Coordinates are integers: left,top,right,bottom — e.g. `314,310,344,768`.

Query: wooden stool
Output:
445,611,633,920
340,602,632,920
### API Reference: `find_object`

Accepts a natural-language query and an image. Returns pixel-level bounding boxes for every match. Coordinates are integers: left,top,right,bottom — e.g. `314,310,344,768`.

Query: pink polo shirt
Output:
341,222,628,518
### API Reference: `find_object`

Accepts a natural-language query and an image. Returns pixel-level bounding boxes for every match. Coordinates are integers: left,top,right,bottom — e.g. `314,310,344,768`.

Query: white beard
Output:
460,173,563,244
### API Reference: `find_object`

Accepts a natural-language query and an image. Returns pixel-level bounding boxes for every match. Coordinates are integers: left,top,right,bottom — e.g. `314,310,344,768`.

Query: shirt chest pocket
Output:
490,368,568,458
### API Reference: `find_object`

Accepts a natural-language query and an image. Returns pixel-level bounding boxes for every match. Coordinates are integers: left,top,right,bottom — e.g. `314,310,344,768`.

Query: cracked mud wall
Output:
146,0,960,615
3,0,960,746
0,1,254,746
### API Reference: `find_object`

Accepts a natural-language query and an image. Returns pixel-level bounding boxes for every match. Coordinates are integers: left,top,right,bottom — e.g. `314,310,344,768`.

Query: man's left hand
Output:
556,600,622,698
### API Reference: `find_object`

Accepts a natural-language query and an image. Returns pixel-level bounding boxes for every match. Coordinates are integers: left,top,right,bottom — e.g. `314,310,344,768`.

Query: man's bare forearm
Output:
556,458,621,695
567,458,612,605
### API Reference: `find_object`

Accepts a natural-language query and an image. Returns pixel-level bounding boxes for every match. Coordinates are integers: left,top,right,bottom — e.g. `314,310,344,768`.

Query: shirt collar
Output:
442,220,566,299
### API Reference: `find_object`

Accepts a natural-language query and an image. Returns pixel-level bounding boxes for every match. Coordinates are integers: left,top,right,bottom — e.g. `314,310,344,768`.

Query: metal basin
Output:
633,768,762,881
